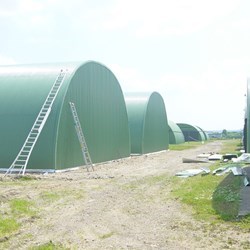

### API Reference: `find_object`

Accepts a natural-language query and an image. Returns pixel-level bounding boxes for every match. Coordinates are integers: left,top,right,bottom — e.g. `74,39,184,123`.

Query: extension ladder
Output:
5,69,67,176
69,102,94,171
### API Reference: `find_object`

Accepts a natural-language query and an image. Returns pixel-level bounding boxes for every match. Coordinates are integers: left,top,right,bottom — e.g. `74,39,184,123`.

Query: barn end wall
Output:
0,61,130,171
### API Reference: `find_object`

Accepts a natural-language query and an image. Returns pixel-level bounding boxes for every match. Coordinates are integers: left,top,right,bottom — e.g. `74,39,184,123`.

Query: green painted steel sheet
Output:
168,120,185,144
247,79,250,153
125,92,169,154
0,61,130,171
177,123,205,142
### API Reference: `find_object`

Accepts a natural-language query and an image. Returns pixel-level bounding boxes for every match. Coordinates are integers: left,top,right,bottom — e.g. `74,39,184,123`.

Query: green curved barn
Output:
0,61,130,172
125,92,169,154
168,120,185,144
177,123,206,142
197,126,209,141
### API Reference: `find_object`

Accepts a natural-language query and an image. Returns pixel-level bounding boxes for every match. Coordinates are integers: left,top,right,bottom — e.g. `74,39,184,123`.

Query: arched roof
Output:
196,126,209,140
168,120,185,144
177,123,206,142
125,92,169,154
0,61,130,171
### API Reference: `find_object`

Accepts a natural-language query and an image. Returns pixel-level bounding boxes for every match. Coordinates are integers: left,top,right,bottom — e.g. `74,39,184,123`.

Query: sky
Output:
0,0,250,131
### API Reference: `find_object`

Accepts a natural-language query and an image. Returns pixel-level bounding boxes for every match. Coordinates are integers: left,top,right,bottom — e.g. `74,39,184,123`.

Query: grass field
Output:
171,139,250,227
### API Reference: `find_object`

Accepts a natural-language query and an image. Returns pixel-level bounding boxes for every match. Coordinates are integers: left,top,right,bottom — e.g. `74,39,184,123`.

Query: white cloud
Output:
0,55,16,65
110,63,154,92
100,0,239,36
0,0,247,130
0,1,19,17
19,0,44,12
110,60,247,130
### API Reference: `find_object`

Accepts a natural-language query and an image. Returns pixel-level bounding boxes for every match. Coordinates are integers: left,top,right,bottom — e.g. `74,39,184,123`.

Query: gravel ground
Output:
1,141,250,250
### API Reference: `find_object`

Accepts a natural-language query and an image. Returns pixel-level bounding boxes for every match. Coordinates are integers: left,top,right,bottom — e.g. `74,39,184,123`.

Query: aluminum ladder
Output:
5,69,67,176
69,102,94,171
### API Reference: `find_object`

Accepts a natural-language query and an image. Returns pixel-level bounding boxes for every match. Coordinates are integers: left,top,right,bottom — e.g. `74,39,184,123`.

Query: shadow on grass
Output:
212,172,244,221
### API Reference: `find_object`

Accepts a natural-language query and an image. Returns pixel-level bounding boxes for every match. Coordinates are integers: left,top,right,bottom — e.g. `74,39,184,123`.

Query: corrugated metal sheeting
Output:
125,92,169,154
247,79,250,152
0,59,211,172
197,126,209,140
168,120,185,144
0,61,130,171
177,123,206,142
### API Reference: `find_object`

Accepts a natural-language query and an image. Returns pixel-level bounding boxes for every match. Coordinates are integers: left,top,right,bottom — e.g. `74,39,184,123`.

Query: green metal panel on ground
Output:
0,61,130,171
125,92,169,154
244,104,247,152
247,79,250,153
168,120,185,144
177,123,206,142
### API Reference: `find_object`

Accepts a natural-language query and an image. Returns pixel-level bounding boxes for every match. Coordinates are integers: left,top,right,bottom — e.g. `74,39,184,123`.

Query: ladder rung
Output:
31,131,38,135
27,140,35,143
15,160,26,163
29,134,38,137
41,109,49,113
20,153,29,156
69,102,93,171
6,69,67,176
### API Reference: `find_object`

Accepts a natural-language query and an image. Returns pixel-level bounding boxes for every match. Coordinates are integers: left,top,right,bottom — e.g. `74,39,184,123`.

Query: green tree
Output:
222,129,228,138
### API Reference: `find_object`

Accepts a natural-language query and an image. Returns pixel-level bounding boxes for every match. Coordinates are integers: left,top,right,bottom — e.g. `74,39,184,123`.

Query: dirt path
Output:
1,141,250,249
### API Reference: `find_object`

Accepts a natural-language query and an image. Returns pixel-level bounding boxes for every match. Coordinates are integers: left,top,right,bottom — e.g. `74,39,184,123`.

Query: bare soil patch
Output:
1,141,250,249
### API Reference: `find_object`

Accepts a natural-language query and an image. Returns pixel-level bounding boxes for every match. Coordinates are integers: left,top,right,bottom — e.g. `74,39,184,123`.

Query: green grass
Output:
219,139,242,155
40,192,61,202
29,241,67,250
0,198,37,240
10,199,36,217
40,189,85,204
171,173,223,221
213,173,243,220
99,231,115,239
171,139,250,227
0,216,19,238
17,175,37,181
169,141,206,151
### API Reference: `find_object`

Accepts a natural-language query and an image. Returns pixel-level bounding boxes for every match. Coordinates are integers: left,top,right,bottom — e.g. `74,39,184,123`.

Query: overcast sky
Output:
0,0,249,131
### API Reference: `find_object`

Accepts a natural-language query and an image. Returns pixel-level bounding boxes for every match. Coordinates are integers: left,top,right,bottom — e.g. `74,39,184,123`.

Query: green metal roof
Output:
0,61,130,171
197,126,209,140
177,123,206,142
125,92,169,154
168,120,185,144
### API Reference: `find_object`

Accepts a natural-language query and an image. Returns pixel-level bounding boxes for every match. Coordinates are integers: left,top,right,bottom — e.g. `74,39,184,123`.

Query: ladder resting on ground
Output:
69,102,94,171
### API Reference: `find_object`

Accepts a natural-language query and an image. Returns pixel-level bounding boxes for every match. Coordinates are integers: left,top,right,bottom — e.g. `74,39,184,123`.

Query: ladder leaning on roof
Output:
69,102,94,172
5,69,67,176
